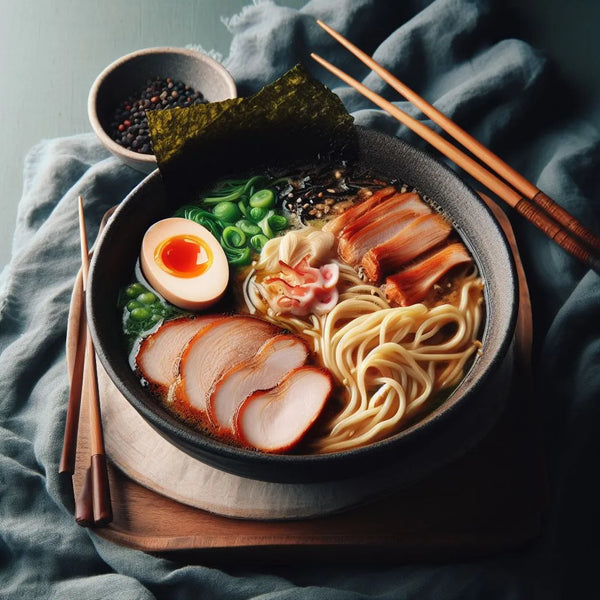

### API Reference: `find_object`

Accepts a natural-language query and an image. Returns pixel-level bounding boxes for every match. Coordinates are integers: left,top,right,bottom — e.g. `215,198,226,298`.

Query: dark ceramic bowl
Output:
88,47,237,172
87,127,518,484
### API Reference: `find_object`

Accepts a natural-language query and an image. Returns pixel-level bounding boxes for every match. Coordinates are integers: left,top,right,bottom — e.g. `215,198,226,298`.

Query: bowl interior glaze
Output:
87,127,518,484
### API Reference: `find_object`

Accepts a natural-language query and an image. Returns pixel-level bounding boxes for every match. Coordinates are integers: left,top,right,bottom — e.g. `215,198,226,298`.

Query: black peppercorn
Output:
108,76,206,154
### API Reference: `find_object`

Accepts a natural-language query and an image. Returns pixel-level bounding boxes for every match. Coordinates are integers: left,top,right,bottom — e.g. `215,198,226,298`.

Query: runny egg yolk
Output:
155,234,213,278
140,218,229,311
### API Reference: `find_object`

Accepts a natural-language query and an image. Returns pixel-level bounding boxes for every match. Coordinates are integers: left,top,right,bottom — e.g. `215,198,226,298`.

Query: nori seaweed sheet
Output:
147,64,356,202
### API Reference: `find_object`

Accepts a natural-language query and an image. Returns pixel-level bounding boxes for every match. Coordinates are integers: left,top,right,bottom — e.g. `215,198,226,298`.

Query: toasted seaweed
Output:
147,64,356,202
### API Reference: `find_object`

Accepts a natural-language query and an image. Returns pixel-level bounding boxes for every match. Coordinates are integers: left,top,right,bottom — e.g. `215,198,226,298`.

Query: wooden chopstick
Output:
59,275,87,475
312,24,600,274
60,208,115,475
74,195,112,526
316,19,600,255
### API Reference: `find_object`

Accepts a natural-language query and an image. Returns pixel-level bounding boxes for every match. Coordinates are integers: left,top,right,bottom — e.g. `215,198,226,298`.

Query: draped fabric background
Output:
1,0,599,597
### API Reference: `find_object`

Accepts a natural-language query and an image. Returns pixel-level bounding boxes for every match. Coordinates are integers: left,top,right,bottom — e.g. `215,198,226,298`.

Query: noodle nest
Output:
246,229,484,453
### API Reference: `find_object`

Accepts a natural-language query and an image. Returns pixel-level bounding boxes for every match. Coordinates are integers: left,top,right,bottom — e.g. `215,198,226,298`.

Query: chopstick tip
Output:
310,52,327,65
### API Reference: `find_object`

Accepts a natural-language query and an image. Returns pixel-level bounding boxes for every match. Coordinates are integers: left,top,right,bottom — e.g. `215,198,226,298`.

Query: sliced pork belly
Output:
361,213,452,282
234,367,333,453
136,315,222,391
338,193,432,265
177,316,278,413
337,192,423,242
322,186,396,236
208,334,309,432
384,243,473,306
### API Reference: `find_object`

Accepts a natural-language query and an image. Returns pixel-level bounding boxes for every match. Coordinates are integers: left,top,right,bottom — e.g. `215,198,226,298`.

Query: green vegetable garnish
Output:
137,292,158,305
201,186,247,205
249,189,275,209
119,281,188,350
236,219,262,236
250,234,270,252
126,300,143,311
223,245,252,266
213,201,242,223
130,307,151,321
258,210,275,238
174,173,291,267
221,225,246,249
175,206,223,239
125,282,146,298
248,206,268,223
268,214,288,231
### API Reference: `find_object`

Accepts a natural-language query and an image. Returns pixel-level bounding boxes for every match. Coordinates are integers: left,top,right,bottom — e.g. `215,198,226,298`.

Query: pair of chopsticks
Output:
59,196,112,527
312,20,600,274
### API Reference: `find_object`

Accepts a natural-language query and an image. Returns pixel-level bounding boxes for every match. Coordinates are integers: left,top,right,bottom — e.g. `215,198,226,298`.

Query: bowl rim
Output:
87,46,238,166
87,126,519,482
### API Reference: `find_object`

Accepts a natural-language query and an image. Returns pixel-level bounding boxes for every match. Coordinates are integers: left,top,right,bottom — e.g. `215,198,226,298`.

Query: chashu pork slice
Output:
384,242,473,306
136,315,222,392
361,213,453,282
234,367,333,453
338,193,432,265
323,186,397,236
208,334,309,432
177,315,278,413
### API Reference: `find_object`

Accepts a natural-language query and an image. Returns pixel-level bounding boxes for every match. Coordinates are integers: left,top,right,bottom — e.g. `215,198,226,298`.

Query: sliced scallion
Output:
224,245,252,266
248,206,268,222
236,219,262,236
213,201,242,223
221,225,247,248
268,214,288,231
249,189,276,209
250,234,270,252
258,210,275,238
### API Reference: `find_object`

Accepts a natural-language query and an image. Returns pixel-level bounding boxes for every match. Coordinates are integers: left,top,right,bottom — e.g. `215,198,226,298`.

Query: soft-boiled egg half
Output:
140,218,229,311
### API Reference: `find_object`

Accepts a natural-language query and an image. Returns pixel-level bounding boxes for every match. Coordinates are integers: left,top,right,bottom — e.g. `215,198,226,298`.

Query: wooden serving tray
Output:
68,198,546,562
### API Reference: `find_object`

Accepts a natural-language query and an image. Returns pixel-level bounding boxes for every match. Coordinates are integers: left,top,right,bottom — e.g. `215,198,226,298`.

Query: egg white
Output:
140,217,229,311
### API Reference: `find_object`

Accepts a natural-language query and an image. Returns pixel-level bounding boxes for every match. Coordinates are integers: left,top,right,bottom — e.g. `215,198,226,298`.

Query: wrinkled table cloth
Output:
1,0,599,598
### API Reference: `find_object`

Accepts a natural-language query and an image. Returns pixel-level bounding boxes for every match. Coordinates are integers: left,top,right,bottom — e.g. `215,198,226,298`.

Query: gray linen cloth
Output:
1,0,599,598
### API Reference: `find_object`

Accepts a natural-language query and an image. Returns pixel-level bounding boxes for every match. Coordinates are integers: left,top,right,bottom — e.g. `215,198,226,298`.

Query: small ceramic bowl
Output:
87,127,519,484
88,47,237,172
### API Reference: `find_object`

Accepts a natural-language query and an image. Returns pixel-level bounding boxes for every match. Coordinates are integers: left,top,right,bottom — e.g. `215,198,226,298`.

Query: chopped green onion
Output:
268,214,288,231
248,206,268,222
258,210,275,238
179,207,223,238
213,201,242,223
224,245,252,266
250,234,270,252
221,225,247,248
236,219,262,236
200,187,246,204
249,189,275,209
243,175,269,195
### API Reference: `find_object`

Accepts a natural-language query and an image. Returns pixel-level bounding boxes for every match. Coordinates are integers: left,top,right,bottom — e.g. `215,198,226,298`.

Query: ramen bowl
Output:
88,47,237,172
87,127,518,484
